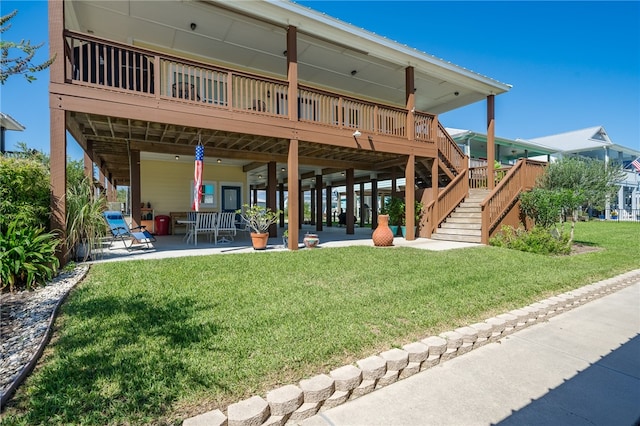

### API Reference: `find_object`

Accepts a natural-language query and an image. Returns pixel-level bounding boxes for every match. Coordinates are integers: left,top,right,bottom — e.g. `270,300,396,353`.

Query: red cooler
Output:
155,215,170,235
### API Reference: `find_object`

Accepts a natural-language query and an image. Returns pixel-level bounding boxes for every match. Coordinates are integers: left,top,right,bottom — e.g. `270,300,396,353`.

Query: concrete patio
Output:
88,225,481,264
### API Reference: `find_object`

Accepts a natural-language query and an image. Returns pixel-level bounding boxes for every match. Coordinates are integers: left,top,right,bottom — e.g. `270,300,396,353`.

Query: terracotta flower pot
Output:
303,233,319,248
372,214,394,246
250,232,269,250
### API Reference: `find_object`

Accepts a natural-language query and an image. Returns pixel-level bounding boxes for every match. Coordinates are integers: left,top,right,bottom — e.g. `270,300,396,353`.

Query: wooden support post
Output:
405,155,415,240
371,178,378,229
316,174,323,231
50,108,67,261
310,188,316,225
359,182,366,227
431,156,439,236
298,183,304,229
287,139,299,249
130,150,141,228
487,94,495,190
267,161,277,237
346,168,355,234
406,66,415,141
325,184,333,227
279,182,285,228
287,27,298,122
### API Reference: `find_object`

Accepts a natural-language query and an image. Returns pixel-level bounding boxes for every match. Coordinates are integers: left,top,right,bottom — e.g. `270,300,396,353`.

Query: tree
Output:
1,10,55,84
524,157,624,242
538,157,623,210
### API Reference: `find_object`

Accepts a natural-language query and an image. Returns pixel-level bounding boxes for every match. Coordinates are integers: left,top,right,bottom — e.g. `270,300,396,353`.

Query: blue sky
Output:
2,1,639,159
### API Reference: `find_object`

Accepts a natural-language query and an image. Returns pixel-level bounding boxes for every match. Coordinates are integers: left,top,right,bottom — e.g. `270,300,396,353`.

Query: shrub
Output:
0,156,50,233
519,188,563,229
0,219,60,292
490,225,571,255
66,177,108,261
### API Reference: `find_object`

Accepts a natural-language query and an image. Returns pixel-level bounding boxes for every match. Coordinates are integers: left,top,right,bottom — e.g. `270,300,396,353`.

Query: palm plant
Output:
66,178,108,261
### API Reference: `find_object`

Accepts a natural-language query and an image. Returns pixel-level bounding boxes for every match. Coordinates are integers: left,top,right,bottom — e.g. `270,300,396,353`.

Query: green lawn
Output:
2,221,638,425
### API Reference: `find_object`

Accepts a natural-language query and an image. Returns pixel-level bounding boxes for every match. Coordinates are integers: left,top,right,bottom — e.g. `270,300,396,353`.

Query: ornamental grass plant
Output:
1,221,638,425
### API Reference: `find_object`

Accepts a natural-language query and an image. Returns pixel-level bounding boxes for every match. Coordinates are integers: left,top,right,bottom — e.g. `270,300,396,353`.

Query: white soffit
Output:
219,0,511,94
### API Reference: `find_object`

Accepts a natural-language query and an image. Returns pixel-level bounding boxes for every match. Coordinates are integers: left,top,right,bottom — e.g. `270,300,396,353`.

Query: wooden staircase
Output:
430,189,490,243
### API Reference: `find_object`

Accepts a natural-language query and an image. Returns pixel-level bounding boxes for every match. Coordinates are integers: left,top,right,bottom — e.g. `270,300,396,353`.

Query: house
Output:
450,126,640,221
524,126,640,218
0,112,25,154
49,0,519,251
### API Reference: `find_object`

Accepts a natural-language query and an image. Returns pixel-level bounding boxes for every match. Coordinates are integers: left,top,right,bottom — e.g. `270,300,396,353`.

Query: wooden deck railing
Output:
63,31,446,144
480,159,546,243
469,165,512,189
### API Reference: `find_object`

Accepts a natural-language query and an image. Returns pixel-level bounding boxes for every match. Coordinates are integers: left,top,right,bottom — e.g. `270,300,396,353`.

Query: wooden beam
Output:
487,94,495,190
287,26,298,123
325,184,333,227
243,161,266,172
130,150,141,228
316,174,323,231
346,168,355,234
405,154,415,240
267,161,277,237
287,139,299,250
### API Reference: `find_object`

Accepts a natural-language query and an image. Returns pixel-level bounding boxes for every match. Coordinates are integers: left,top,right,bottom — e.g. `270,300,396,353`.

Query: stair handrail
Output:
480,159,547,243
424,170,469,236
437,123,466,174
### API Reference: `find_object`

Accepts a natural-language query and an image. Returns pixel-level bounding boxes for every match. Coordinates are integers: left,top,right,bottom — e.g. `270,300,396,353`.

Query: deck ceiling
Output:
64,0,510,115
72,112,403,186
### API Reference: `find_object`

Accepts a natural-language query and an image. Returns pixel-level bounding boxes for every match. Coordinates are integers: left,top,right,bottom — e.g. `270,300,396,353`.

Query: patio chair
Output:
194,212,217,245
103,211,155,251
216,212,237,243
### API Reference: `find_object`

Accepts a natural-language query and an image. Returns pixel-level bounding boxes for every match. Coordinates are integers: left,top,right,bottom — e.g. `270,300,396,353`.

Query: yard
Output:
2,221,638,425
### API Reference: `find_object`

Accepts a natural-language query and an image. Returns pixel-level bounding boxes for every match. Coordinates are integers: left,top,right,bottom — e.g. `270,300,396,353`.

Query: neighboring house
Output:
0,112,25,154
49,0,515,250
447,127,557,167
449,126,640,221
523,126,640,218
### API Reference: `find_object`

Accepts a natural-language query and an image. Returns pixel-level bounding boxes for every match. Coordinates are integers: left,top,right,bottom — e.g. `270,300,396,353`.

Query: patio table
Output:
177,219,196,244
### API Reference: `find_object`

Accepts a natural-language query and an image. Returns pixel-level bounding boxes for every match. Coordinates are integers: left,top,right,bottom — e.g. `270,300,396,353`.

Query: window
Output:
190,180,217,208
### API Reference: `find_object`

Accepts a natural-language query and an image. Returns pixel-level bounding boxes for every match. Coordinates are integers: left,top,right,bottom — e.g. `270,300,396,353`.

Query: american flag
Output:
631,157,640,173
192,144,204,211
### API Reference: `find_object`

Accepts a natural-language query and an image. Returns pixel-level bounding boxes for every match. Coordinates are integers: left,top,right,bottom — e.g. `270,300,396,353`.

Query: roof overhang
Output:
65,0,511,115
0,112,25,131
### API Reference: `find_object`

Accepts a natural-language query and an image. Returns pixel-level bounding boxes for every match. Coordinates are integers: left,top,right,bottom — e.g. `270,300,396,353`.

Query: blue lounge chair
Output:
103,211,155,250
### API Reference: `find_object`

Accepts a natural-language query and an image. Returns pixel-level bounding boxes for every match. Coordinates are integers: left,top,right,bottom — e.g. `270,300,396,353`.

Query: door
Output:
221,186,241,212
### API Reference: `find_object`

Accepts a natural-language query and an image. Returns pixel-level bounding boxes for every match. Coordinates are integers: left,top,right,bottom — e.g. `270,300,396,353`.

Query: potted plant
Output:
381,197,404,236
282,229,288,247
237,204,281,250
610,209,618,220
66,178,108,261
400,201,424,238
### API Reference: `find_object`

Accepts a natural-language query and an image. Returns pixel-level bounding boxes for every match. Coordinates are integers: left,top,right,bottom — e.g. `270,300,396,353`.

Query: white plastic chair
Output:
194,212,217,245
183,211,197,244
216,212,237,243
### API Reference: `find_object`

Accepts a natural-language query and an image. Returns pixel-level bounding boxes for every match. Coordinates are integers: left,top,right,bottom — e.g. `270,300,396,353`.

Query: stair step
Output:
456,206,482,212
435,228,481,236
431,233,482,243
448,217,482,227
450,212,482,219
440,222,481,230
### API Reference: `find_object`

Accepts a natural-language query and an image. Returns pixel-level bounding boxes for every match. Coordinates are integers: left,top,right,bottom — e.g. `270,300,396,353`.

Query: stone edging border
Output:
0,266,90,408
183,269,640,426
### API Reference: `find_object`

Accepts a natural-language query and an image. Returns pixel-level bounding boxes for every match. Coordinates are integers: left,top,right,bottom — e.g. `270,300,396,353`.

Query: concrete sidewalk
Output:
302,281,640,426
